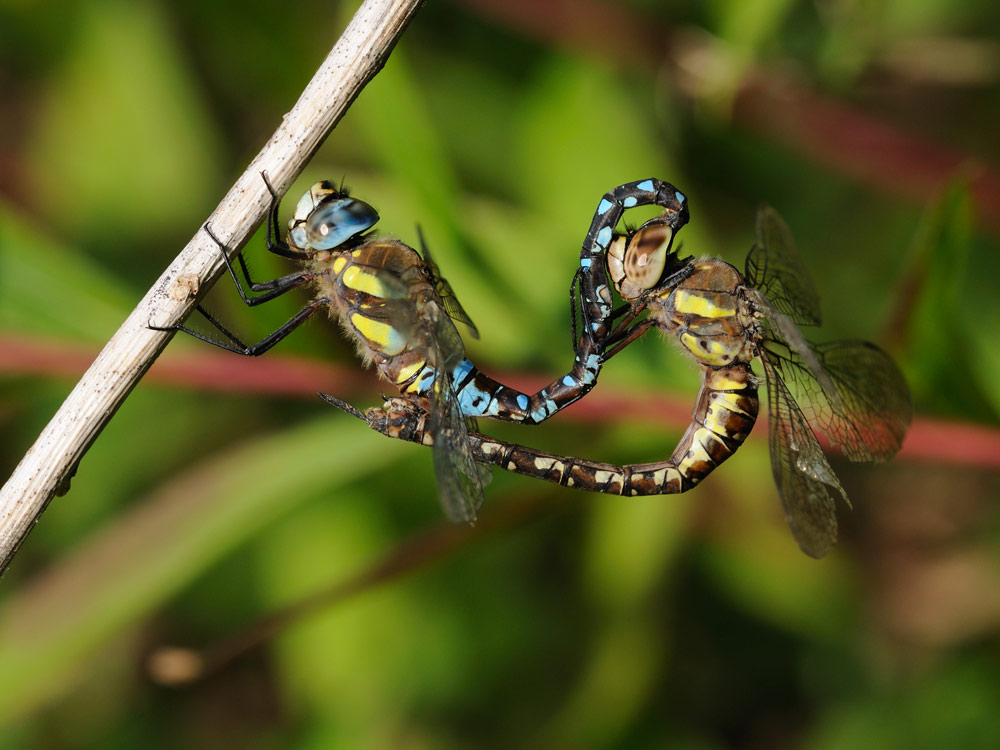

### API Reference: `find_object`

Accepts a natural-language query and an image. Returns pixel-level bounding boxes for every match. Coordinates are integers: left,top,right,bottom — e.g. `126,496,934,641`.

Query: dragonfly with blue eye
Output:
331,203,912,558
156,175,692,523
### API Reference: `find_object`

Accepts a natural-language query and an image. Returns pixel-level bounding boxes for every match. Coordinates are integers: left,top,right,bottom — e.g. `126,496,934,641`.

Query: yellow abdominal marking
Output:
678,432,714,473
594,469,617,485
674,289,735,319
395,359,425,384
480,441,503,457
702,406,729,436
714,391,752,416
533,456,560,472
642,466,682,494
341,265,392,297
706,370,746,391
350,313,406,355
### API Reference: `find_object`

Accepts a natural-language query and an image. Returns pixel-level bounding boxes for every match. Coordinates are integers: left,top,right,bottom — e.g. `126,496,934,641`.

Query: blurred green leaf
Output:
543,615,665,747
582,491,691,612
696,442,856,638
2,0,999,745
25,0,221,241
256,498,440,741
808,659,1000,750
899,181,999,418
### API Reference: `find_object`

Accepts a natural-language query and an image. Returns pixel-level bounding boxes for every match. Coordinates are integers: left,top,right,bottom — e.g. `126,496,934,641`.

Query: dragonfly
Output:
159,175,689,522
332,203,912,557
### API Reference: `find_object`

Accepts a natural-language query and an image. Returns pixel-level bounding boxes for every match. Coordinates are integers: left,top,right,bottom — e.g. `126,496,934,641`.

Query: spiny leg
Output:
203,222,315,306
165,297,328,356
260,171,310,260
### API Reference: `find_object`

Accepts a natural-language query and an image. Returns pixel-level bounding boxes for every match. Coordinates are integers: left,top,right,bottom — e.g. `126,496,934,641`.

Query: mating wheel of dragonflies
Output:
336,199,912,558
158,175,690,523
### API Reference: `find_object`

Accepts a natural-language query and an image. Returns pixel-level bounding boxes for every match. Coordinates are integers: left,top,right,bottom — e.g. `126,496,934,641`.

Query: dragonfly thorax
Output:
648,260,757,368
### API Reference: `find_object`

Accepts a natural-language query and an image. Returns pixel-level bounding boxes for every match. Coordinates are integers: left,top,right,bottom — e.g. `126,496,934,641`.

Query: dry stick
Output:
0,0,425,576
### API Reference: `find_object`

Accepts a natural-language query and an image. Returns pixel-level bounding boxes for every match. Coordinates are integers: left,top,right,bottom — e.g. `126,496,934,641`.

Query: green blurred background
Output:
2,0,1000,747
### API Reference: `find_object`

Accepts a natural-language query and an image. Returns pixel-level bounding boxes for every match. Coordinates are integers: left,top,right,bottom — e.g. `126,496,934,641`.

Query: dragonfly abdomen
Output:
662,363,759,488
448,342,604,424
461,363,759,496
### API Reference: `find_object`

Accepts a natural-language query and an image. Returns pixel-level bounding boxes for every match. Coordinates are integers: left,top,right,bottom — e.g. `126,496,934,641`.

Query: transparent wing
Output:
765,338,912,462
760,355,844,558
744,204,821,327
416,227,480,339
372,255,488,523
422,300,488,524
756,299,840,405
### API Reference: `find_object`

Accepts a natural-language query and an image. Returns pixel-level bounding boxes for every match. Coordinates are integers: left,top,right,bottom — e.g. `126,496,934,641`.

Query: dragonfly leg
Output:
603,318,656,361
317,392,367,420
203,222,315,306
260,171,310,260
165,297,328,356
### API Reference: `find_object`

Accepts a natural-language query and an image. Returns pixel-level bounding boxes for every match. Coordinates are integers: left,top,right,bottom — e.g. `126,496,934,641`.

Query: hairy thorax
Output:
648,259,759,368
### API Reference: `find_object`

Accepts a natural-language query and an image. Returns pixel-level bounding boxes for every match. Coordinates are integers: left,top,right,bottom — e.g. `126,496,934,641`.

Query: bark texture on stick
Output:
0,0,424,575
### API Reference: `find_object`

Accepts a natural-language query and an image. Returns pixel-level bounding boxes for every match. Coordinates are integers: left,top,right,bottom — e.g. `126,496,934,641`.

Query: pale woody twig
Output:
0,0,425,575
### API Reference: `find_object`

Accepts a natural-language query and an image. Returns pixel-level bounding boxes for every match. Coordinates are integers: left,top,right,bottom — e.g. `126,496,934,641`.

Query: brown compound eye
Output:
623,221,673,291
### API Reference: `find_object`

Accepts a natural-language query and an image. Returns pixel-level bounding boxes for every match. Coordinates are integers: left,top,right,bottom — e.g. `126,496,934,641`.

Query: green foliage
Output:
1,0,998,747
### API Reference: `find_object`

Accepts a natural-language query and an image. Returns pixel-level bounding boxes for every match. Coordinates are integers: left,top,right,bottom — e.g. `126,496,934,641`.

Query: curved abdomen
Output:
476,362,759,494
368,362,759,495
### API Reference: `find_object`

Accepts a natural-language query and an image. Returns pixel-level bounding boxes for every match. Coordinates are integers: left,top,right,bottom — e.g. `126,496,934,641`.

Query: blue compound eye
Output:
305,198,379,250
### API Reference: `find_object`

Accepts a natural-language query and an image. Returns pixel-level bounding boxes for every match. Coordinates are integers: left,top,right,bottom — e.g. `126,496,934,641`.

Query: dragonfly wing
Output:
745,204,822,327
416,227,480,339
423,301,487,523
780,340,912,462
759,304,840,406
761,354,844,558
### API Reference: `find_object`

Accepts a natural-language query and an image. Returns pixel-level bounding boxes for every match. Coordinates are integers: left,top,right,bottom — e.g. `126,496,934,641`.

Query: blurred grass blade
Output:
0,417,403,724
0,204,135,339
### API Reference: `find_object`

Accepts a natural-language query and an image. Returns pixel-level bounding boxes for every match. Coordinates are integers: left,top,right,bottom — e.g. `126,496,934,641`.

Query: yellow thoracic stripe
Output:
350,313,406,355
331,256,348,275
674,289,735,319
680,332,733,366
341,265,392,297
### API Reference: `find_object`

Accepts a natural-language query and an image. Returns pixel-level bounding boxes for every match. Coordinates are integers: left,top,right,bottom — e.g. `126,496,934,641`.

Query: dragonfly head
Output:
607,214,687,301
287,181,379,253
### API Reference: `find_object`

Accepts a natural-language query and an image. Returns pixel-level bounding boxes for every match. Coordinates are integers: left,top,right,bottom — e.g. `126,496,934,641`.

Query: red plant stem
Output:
3,334,997,470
